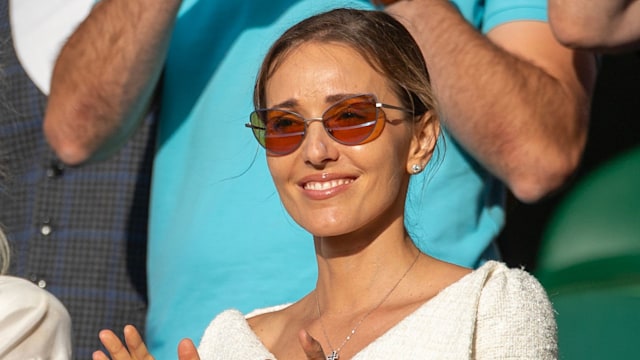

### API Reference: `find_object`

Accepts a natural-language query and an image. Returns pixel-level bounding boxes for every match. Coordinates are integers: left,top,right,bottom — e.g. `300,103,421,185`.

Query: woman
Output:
0,228,73,359
95,8,556,360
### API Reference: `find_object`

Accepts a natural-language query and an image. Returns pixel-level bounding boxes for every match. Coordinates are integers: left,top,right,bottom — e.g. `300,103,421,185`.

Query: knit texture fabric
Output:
198,261,557,359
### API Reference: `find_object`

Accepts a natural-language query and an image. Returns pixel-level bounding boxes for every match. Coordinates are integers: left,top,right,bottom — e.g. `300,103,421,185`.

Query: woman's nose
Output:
300,121,339,166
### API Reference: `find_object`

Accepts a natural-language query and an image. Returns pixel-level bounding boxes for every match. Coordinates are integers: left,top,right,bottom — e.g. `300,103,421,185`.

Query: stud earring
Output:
411,164,422,174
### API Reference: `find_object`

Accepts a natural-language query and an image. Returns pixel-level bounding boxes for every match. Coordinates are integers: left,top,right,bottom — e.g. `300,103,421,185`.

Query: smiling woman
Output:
95,8,557,360
261,40,435,240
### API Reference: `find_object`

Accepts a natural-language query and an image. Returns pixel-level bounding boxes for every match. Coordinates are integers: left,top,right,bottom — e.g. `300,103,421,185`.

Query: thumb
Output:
298,329,326,360
177,338,200,360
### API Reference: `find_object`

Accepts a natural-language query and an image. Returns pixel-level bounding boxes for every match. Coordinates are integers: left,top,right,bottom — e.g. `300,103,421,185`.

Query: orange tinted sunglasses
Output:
245,94,414,155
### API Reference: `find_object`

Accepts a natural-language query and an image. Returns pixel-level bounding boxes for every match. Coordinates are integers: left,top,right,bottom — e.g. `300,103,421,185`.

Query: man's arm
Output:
44,0,183,165
548,0,640,53
387,0,597,203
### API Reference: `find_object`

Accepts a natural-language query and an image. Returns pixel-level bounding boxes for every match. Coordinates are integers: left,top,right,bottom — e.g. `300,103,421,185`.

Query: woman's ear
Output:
406,111,439,174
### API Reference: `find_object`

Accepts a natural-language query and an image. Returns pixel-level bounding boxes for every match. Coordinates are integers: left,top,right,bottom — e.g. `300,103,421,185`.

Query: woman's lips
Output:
303,178,355,190
299,173,358,199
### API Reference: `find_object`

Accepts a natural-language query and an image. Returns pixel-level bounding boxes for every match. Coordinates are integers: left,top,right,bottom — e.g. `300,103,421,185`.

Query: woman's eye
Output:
340,111,358,119
270,117,298,133
335,109,367,124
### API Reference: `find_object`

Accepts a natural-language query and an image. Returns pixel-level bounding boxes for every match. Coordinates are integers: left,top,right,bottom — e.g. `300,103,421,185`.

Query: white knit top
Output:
198,261,557,359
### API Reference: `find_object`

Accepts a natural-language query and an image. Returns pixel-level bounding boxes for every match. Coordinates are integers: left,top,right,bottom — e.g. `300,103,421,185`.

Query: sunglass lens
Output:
324,96,379,145
263,110,306,154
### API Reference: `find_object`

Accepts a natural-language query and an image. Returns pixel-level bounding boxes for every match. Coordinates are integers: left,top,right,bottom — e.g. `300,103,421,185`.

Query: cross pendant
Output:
327,350,339,360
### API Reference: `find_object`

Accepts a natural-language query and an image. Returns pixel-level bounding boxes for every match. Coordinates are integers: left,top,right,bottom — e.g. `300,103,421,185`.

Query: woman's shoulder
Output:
473,261,558,358
0,275,69,317
1,275,43,293
0,275,72,359
430,260,545,300
197,306,288,359
246,303,293,318
203,303,291,329
477,260,549,299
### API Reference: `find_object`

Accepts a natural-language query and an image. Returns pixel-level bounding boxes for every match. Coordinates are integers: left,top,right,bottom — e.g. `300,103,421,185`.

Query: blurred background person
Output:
500,0,639,269
548,0,640,53
0,226,72,359
0,0,154,357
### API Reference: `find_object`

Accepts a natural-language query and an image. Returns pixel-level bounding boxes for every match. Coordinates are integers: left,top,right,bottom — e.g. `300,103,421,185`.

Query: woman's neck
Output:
312,223,421,314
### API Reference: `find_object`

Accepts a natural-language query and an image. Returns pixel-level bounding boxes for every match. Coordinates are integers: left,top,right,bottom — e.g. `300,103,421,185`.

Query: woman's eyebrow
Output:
325,93,360,104
270,99,298,109
270,92,363,109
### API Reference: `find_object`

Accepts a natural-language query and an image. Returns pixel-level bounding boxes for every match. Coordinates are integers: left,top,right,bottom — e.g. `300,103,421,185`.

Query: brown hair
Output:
253,8,436,121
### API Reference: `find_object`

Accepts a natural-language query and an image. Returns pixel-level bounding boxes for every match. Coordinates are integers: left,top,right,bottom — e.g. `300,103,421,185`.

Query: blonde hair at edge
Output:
0,228,9,275
0,63,8,275
0,170,7,275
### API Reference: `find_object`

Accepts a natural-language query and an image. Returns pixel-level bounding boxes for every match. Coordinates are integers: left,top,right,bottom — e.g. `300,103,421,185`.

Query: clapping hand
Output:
93,325,200,360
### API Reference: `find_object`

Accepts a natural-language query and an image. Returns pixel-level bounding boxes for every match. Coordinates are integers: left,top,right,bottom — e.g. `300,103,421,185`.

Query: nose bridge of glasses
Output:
303,116,325,125
299,117,337,162
303,116,332,141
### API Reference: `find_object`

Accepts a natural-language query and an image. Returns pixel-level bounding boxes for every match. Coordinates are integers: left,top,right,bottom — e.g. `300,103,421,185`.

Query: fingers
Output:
123,325,154,360
98,329,132,360
298,329,326,360
177,338,201,360
93,350,111,360
96,325,154,360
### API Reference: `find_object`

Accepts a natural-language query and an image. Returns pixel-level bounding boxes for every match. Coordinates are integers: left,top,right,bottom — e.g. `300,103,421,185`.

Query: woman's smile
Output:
303,178,354,191
299,173,357,200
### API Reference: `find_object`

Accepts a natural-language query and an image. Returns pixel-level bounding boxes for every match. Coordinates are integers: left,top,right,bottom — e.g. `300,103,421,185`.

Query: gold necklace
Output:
315,252,420,360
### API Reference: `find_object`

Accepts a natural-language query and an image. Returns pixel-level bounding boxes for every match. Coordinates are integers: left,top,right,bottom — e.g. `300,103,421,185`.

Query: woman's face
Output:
264,41,418,238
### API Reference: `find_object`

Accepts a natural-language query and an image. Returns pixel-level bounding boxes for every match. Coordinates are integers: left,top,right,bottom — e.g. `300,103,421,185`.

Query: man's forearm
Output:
44,0,182,165
388,0,596,202
548,0,640,52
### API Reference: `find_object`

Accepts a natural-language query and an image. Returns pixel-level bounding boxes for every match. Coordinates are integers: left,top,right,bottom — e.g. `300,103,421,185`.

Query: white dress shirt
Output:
9,0,94,94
